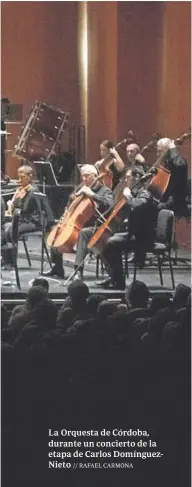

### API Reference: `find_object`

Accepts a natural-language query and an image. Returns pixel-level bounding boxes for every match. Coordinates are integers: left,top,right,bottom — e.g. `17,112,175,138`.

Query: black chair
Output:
1,209,21,290
19,193,54,274
172,177,191,265
133,209,175,289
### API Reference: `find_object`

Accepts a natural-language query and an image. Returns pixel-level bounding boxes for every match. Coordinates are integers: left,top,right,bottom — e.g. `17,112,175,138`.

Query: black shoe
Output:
95,278,117,289
73,271,83,281
96,278,125,290
42,266,65,279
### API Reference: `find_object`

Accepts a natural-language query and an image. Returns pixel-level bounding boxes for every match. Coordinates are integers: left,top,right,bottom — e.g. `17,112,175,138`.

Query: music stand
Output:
33,160,59,193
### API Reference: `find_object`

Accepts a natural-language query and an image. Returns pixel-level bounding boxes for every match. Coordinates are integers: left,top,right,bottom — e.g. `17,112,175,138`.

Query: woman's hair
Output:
101,140,114,150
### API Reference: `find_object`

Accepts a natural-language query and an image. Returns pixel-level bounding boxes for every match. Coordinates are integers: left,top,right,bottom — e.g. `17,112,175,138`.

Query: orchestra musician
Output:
126,142,146,174
94,139,125,188
97,166,158,290
43,164,114,279
1,165,42,268
156,138,189,216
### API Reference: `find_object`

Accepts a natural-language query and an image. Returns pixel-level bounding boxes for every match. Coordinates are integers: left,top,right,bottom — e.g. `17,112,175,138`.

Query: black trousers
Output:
101,231,148,286
101,232,135,286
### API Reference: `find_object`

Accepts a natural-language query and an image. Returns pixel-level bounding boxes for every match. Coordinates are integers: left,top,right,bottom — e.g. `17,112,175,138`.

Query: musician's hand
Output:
123,187,132,199
168,139,176,149
109,148,118,159
82,186,94,198
95,160,102,169
135,153,145,164
77,186,94,198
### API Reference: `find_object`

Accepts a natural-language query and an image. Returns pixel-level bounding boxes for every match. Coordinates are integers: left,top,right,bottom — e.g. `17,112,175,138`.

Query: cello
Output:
87,170,155,254
112,132,162,204
95,130,138,188
47,133,136,253
88,129,191,254
147,128,191,201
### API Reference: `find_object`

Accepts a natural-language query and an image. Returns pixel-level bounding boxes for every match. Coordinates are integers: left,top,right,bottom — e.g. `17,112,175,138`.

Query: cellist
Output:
156,138,188,216
43,164,114,279
94,139,125,188
96,166,158,290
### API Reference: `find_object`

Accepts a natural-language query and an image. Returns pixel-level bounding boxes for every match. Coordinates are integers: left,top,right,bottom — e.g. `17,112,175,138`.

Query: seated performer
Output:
94,139,125,188
126,142,146,173
1,165,42,268
44,164,114,279
156,138,188,216
98,167,158,290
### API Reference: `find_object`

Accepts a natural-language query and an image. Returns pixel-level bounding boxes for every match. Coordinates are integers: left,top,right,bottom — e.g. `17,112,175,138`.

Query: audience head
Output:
148,307,175,342
34,299,58,330
86,294,105,318
26,286,48,310
57,307,75,332
150,293,172,315
125,280,149,309
172,284,191,310
98,300,117,323
32,277,49,292
67,280,89,311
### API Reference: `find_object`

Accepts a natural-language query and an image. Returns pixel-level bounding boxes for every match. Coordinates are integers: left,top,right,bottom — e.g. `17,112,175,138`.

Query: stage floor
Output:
1,236,191,300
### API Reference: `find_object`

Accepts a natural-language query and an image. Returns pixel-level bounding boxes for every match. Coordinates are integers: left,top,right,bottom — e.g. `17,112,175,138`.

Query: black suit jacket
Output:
159,148,188,214
86,182,114,227
13,184,42,227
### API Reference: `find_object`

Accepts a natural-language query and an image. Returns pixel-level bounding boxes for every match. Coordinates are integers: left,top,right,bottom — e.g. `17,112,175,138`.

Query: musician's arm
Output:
92,188,114,211
109,148,125,172
123,188,151,208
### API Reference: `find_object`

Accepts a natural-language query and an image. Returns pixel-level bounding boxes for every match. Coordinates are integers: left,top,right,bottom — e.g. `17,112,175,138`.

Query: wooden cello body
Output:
47,195,95,253
88,197,126,254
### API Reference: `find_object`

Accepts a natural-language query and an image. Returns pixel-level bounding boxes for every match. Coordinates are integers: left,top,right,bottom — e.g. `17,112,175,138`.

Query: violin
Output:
5,183,32,216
